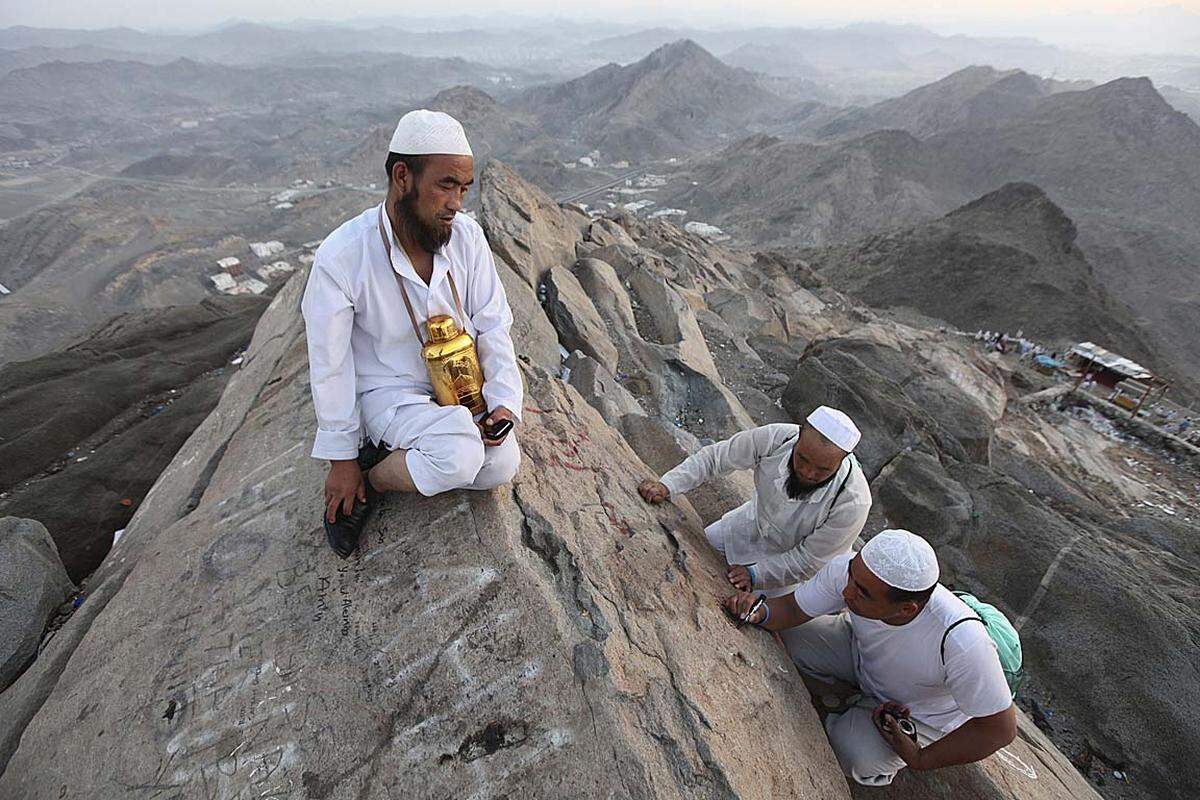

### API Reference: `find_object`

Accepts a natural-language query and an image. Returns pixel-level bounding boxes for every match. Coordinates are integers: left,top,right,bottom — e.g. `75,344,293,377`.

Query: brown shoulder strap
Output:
378,205,467,345
447,271,466,323
378,206,425,344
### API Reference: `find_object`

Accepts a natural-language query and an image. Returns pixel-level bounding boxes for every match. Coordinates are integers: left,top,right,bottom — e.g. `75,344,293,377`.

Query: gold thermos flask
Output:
423,314,487,415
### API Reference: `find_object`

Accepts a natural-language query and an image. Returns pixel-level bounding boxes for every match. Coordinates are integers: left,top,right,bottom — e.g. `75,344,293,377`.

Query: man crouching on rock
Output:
726,530,1017,786
639,408,871,597
302,110,522,558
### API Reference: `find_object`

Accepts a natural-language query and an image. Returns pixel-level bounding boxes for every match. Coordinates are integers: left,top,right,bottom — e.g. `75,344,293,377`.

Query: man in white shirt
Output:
302,110,522,558
726,529,1017,786
638,407,871,597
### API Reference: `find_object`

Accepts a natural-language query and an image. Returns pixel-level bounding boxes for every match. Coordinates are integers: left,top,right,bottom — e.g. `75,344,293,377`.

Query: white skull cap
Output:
860,529,940,592
388,109,473,156
806,405,861,452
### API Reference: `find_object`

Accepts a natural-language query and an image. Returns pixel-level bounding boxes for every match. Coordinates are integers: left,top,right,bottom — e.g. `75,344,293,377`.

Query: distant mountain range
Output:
3,19,1199,109
664,64,1200,396
0,53,543,133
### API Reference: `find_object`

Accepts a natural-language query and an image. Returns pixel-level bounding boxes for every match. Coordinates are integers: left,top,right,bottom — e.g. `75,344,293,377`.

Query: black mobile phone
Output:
484,417,514,441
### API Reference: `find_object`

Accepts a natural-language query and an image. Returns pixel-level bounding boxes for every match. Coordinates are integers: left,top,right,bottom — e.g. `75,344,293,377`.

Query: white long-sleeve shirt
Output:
661,423,871,589
301,205,522,461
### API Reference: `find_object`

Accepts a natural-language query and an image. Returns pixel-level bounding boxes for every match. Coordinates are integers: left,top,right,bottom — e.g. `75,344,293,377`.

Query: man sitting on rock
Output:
302,110,522,558
726,529,1017,786
639,407,871,597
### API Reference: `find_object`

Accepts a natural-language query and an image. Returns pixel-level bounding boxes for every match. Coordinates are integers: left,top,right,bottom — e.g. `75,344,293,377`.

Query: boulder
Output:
494,251,561,374
704,287,786,340
586,217,637,249
783,339,946,478
0,270,852,799
872,451,973,549
564,352,644,428
627,269,720,382
0,518,74,692
479,160,585,289
782,336,998,477
944,462,1200,800
543,265,619,367
616,412,756,529
574,257,638,332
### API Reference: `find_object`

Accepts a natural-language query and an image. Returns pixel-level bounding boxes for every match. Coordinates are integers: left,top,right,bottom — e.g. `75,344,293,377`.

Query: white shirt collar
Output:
379,203,451,289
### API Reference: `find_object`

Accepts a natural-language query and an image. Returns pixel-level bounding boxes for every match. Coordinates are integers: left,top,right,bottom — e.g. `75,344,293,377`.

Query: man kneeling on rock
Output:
639,407,871,597
726,529,1017,786
302,110,522,558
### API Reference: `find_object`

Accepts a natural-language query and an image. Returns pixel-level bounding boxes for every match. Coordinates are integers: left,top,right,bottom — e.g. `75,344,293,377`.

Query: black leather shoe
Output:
357,439,388,472
324,481,380,559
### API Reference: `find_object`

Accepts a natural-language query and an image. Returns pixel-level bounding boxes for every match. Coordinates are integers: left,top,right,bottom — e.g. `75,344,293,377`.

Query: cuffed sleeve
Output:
469,229,523,420
302,258,361,460
660,424,787,496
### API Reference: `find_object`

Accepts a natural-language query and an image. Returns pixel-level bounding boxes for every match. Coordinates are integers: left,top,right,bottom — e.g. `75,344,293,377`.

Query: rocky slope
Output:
0,295,268,581
0,251,854,800
0,162,1118,799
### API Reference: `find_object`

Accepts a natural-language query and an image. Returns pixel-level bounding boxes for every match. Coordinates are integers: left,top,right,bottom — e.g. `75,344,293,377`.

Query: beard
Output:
785,457,839,500
392,184,452,254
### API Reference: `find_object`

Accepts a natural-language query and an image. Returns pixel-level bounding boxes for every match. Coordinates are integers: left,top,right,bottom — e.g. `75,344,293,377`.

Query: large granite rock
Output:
0,270,851,799
0,518,74,692
782,334,1002,477
544,265,619,367
0,164,1114,800
494,251,562,374
479,160,587,290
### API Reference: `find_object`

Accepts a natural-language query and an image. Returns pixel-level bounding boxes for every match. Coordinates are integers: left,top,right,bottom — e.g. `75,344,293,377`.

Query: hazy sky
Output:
2,0,1198,32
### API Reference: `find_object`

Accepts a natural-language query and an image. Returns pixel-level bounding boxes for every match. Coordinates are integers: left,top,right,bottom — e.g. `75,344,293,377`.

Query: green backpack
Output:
940,591,1024,698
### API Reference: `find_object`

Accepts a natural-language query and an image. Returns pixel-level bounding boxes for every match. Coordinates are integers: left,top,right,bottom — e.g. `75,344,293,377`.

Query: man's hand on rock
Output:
726,564,754,591
638,479,670,504
325,460,366,523
723,591,766,625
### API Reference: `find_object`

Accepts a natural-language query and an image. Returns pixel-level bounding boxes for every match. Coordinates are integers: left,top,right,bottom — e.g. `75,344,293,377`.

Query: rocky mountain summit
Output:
804,183,1160,369
515,40,781,160
3,163,1195,799
809,65,1089,140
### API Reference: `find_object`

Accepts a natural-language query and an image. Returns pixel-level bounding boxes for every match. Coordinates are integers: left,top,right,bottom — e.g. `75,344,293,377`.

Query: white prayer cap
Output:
806,406,861,452
388,110,473,157
860,529,940,592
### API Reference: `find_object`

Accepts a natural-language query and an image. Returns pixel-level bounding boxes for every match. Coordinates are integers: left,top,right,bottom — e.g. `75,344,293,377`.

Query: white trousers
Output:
379,403,520,497
779,614,941,786
704,514,798,599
